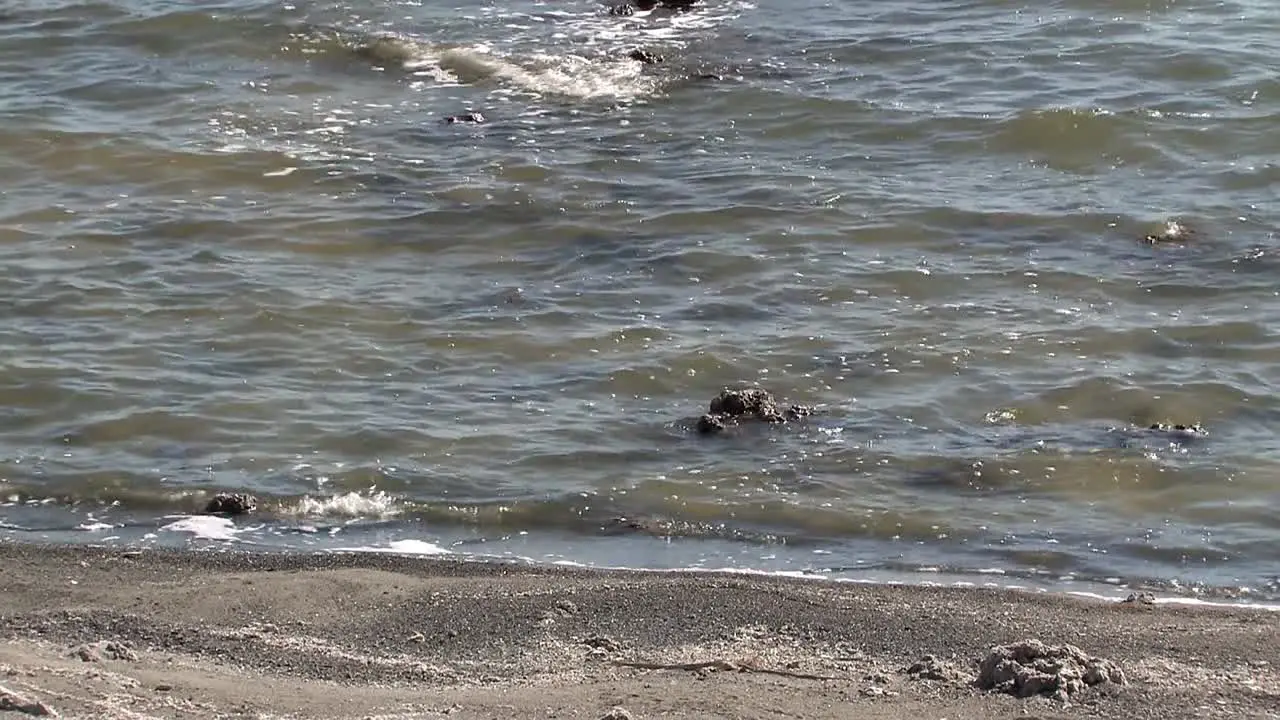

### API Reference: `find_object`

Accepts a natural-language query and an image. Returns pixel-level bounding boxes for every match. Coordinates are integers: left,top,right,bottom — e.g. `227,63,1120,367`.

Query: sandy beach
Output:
0,544,1276,719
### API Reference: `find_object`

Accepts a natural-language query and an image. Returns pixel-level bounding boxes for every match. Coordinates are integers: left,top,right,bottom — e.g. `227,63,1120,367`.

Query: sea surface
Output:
2,0,1279,602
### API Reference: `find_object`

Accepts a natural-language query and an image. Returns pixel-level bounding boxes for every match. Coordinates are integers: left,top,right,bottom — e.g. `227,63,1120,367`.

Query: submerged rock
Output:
598,515,792,545
977,640,1125,701
444,112,485,124
353,36,418,66
610,0,700,16
1146,422,1207,438
1143,219,1195,245
203,493,257,516
695,386,813,435
627,49,663,64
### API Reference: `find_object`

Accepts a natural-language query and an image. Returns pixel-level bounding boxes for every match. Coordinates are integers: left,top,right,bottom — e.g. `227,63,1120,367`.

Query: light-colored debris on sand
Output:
582,635,623,654
68,640,138,663
977,639,1125,701
905,654,972,683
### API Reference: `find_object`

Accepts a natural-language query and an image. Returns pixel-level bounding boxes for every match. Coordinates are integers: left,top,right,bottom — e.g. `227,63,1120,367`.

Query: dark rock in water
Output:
1147,422,1207,437
695,413,728,435
610,0,699,15
695,386,813,435
627,49,663,64
599,515,792,545
444,112,485,124
1143,219,1194,244
203,493,257,516
601,516,668,536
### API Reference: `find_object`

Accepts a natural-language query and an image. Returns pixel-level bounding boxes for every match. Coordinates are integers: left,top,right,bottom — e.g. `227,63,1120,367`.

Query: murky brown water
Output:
2,0,1278,600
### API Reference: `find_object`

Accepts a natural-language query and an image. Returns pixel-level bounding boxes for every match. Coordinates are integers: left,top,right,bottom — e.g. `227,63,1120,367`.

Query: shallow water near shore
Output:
2,0,1280,602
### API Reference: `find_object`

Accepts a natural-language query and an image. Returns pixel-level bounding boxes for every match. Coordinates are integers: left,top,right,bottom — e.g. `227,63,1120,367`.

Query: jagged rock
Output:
600,708,633,720
1122,592,1157,605
202,493,256,516
69,640,138,663
583,635,623,653
977,640,1126,701
906,654,971,682
695,387,813,435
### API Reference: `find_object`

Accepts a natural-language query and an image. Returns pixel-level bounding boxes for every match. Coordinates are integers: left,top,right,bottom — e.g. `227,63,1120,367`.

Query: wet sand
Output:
0,543,1276,719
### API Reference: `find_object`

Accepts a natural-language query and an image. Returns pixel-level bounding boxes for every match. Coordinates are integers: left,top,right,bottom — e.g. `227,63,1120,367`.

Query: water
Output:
2,0,1279,602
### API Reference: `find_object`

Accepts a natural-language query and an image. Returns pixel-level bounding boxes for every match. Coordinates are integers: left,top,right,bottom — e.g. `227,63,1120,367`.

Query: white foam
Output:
335,539,451,556
394,43,658,101
388,1,751,101
75,521,115,532
159,515,241,542
281,490,401,519
489,554,1280,612
1065,590,1280,612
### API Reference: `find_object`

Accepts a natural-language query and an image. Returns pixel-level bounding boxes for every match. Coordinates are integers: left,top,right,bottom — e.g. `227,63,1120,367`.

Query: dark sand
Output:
0,544,1276,719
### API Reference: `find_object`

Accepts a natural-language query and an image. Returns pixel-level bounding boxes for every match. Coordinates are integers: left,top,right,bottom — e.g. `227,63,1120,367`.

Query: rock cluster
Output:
1147,422,1206,436
976,640,1126,701
69,640,138,663
203,493,257,516
695,387,812,435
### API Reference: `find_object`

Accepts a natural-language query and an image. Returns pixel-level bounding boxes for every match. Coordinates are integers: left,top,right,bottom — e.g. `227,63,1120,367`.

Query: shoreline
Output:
9,512,1278,609
1,542,1277,719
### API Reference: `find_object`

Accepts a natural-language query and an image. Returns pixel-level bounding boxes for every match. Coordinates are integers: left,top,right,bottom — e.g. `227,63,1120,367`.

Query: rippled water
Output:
2,0,1279,600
